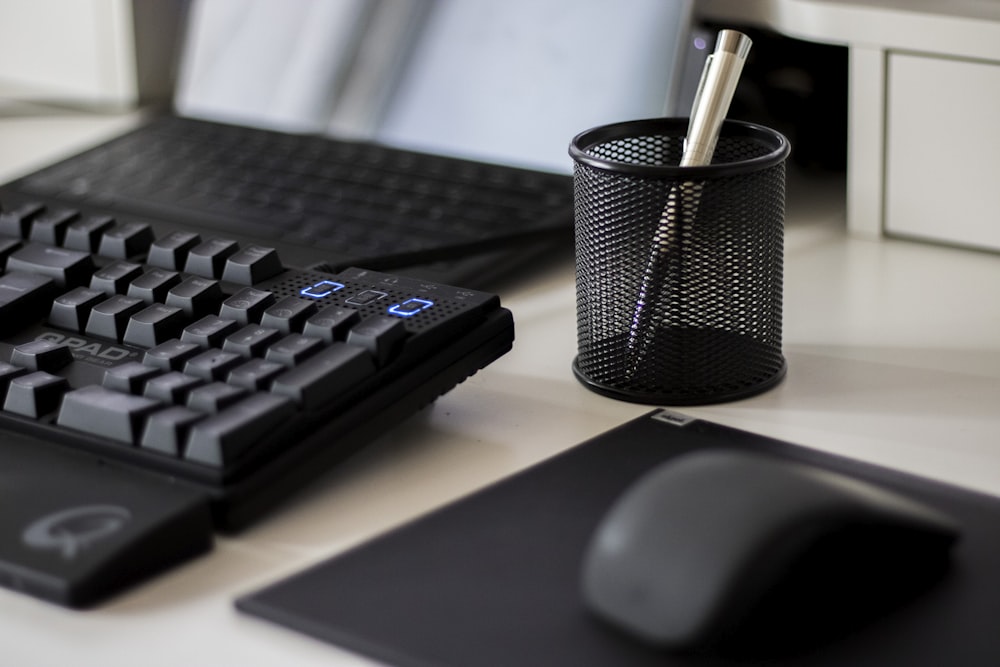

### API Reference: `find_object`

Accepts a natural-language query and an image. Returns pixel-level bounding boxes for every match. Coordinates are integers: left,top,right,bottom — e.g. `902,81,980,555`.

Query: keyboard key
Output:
226,358,284,391
5,243,95,288
98,221,155,258
127,268,182,304
143,339,201,371
184,392,296,467
264,334,324,367
0,362,27,398
146,231,201,270
221,245,283,284
218,287,275,325
346,315,408,367
183,349,243,382
0,237,22,268
0,201,44,238
181,315,239,348
85,294,145,341
48,286,105,332
90,260,143,294
186,382,247,412
4,371,69,417
123,304,187,348
184,238,238,278
62,214,115,252
0,272,56,335
28,208,79,245
164,276,223,318
57,385,162,443
301,306,360,342
10,339,74,372
140,405,204,456
221,325,281,358
143,371,204,403
270,343,376,409
102,361,162,393
260,296,317,334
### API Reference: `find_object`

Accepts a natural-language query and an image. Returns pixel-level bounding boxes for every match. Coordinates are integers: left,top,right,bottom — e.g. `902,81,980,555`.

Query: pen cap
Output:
569,118,790,405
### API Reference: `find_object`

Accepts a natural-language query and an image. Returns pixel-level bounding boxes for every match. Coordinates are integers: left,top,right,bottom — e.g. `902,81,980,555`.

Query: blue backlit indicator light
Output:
388,298,434,317
299,280,345,299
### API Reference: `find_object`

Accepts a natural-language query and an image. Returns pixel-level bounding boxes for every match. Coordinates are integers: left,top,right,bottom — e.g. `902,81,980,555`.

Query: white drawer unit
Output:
885,52,1000,251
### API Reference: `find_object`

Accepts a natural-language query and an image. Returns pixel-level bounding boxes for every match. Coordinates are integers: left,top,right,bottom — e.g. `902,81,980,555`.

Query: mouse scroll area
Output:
580,449,960,654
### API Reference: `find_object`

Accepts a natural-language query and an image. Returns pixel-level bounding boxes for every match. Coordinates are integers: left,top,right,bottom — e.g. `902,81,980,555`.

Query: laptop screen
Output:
174,0,696,173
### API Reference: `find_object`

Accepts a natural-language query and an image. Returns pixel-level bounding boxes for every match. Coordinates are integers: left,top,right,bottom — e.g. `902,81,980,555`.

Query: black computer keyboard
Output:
4,116,573,287
0,194,514,608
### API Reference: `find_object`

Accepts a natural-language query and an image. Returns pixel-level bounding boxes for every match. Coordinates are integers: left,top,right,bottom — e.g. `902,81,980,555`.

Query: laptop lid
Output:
174,0,696,173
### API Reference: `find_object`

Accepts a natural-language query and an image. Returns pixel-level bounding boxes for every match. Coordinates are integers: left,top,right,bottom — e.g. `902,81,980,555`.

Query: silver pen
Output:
681,30,753,167
625,30,751,375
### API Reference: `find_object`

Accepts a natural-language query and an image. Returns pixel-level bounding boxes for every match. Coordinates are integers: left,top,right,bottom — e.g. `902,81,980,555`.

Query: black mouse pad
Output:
237,410,1000,666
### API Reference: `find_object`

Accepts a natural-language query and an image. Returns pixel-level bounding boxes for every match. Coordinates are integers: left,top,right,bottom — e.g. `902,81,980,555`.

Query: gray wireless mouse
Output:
580,449,960,651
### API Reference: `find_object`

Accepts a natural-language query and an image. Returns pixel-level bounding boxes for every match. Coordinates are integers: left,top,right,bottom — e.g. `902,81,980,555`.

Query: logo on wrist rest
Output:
22,505,132,560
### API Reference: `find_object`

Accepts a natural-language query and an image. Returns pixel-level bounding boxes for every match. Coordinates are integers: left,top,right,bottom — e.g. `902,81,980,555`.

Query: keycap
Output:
143,371,205,404
226,358,285,391
221,245,283,284
0,201,44,237
0,362,27,397
345,315,409,366
102,361,162,394
48,286,106,332
5,243,95,288
10,340,74,372
127,268,182,303
270,343,376,409
57,385,161,443
0,271,56,335
140,405,204,456
98,221,155,258
221,325,282,358
146,231,201,270
301,306,360,342
186,382,247,413
184,238,238,278
181,315,239,348
122,304,188,348
0,237,22,267
164,276,223,318
218,287,275,325
259,296,317,333
143,339,201,371
263,334,324,367
85,295,145,341
184,392,296,466
62,214,115,252
90,260,143,295
28,208,79,245
183,350,243,382
4,371,69,417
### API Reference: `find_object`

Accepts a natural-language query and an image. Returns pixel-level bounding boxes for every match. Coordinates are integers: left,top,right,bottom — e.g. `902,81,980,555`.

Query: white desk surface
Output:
1,111,999,666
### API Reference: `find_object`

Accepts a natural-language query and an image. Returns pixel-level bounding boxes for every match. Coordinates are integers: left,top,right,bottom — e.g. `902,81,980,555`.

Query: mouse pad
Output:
237,410,1000,666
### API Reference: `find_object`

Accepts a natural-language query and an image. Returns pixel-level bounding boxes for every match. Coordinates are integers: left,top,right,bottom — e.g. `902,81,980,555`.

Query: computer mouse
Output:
580,449,960,652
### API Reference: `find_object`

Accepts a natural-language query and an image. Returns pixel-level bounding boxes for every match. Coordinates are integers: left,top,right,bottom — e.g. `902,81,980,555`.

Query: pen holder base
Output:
570,118,790,405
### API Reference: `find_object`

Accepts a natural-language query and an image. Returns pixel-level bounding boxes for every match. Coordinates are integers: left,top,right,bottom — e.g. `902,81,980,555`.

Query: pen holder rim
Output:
569,117,789,179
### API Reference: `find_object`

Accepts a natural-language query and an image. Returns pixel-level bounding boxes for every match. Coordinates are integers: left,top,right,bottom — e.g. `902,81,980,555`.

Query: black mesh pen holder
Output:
570,118,790,405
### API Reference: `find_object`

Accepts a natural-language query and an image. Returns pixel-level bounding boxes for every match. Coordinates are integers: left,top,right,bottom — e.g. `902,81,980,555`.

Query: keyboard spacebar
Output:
184,392,297,467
